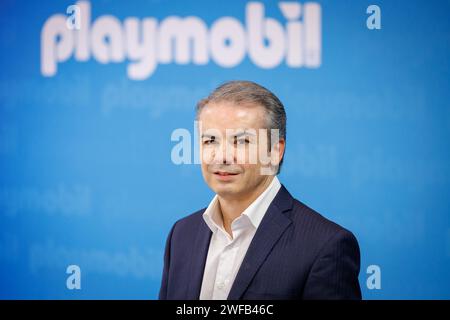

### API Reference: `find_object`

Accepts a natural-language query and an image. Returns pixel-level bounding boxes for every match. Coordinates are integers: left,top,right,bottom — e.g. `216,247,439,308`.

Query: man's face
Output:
198,101,284,200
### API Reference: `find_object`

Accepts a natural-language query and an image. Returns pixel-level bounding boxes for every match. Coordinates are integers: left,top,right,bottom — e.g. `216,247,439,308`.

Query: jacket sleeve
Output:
302,229,362,300
158,222,177,300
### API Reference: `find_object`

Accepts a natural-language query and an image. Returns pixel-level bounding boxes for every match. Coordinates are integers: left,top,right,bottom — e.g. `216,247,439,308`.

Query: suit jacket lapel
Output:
227,185,294,300
186,216,212,299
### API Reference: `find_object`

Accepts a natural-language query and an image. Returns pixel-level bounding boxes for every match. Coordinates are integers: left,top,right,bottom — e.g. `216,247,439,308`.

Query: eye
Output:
234,138,250,145
203,139,216,145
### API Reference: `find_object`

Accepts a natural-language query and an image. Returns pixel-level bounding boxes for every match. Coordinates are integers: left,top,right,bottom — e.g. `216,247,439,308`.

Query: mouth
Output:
213,171,240,180
214,171,239,176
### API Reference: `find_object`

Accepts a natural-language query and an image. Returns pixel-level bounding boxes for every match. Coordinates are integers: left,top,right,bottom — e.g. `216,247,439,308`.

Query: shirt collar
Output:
202,176,282,233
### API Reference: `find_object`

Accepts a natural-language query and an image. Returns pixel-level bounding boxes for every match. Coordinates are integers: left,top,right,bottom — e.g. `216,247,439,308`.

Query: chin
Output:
213,185,236,194
212,184,239,196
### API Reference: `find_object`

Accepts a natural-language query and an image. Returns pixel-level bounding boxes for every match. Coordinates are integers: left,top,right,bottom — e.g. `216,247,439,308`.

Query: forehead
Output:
198,101,267,130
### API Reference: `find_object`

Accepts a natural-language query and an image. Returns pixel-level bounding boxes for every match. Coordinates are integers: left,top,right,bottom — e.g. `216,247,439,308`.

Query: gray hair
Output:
196,80,287,174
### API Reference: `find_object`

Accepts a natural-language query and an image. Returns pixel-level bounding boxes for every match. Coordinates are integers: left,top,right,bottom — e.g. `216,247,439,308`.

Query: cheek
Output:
250,164,268,182
201,164,210,178
201,146,215,164
239,164,258,181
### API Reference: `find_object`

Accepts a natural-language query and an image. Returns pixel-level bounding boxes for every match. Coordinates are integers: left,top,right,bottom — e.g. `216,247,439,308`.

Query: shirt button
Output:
217,282,225,289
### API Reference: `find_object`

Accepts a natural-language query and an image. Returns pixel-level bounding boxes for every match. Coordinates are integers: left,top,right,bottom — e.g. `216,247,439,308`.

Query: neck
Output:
218,176,274,237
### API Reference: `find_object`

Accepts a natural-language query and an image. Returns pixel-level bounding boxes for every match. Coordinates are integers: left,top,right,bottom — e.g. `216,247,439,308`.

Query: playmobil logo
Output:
41,1,321,80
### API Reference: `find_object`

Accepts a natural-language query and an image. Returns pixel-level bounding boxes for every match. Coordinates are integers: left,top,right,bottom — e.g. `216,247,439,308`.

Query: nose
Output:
212,141,234,165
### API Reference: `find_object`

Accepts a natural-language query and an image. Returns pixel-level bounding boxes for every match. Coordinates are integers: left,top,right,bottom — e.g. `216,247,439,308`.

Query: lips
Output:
212,170,240,181
214,171,239,176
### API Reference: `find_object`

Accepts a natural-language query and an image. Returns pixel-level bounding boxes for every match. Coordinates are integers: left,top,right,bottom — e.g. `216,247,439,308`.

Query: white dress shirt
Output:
199,176,282,300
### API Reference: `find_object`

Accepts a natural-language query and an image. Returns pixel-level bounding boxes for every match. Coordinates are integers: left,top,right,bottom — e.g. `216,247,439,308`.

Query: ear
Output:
271,138,285,166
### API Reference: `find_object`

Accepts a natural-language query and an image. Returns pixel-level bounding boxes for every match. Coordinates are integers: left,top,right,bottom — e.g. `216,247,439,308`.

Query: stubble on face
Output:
198,101,274,201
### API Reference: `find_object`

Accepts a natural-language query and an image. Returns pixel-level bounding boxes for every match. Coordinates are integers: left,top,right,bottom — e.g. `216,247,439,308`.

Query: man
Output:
159,81,361,300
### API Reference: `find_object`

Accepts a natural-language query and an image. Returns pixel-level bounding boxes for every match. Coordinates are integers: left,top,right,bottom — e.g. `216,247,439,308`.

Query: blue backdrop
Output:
0,0,449,299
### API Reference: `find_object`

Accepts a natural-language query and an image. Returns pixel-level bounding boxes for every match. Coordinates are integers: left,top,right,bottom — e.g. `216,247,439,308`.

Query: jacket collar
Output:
186,184,294,300
227,185,293,299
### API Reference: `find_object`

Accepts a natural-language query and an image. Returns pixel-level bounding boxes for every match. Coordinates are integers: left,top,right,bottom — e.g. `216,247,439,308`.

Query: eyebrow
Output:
230,130,256,138
201,130,256,139
201,130,255,139
201,134,216,139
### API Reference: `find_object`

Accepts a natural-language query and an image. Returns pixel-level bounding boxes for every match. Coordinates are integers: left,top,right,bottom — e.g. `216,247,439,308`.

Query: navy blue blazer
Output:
159,185,362,300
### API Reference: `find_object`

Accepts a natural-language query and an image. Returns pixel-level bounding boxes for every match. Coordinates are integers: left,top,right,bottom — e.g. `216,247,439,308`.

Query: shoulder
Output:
169,207,208,238
287,197,359,255
275,185,353,239
291,198,348,233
